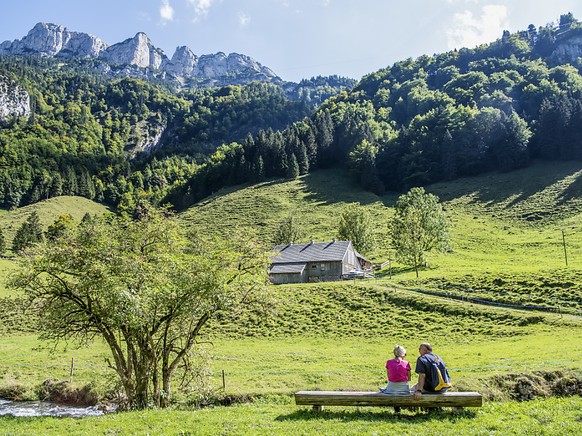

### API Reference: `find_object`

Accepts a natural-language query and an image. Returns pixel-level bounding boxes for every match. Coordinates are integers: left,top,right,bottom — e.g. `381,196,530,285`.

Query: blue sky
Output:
2,1,582,82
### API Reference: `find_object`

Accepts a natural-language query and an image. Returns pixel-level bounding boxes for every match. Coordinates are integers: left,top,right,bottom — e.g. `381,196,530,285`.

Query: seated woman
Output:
380,345,411,395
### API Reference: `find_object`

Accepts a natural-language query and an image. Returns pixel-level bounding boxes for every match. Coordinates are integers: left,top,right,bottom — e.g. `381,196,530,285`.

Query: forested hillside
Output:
3,14,582,214
169,13,582,209
0,56,349,210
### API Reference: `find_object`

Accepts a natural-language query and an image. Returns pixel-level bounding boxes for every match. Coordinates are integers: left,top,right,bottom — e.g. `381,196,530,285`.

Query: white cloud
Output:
447,4,508,49
188,0,216,22
239,12,251,27
159,0,174,23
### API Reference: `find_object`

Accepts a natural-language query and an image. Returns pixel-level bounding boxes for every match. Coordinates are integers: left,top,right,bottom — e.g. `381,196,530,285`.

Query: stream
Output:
0,398,110,418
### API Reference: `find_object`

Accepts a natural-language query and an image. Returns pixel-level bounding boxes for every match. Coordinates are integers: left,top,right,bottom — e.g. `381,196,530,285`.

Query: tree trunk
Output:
161,372,172,408
133,370,151,409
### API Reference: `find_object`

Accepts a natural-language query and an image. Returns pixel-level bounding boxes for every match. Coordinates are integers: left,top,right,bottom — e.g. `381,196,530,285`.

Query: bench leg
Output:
312,405,324,412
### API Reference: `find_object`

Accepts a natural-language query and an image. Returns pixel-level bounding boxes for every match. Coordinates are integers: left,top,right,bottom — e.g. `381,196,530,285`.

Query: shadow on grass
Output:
430,161,582,210
276,408,477,423
300,169,399,208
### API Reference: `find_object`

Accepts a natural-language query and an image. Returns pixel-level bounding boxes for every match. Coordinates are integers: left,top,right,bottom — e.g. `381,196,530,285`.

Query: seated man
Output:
413,342,452,400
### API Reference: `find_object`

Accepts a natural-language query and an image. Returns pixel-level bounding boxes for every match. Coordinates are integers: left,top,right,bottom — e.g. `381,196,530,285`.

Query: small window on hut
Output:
320,264,326,270
311,264,317,269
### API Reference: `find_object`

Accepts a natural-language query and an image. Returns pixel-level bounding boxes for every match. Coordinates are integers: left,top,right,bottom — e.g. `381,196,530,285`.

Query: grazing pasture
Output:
0,161,581,434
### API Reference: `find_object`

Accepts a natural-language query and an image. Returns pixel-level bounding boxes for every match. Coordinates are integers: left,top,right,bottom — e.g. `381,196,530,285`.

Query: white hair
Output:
393,345,406,358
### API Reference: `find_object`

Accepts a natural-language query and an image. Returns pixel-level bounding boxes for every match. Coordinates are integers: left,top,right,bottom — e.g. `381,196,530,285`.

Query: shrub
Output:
0,380,29,400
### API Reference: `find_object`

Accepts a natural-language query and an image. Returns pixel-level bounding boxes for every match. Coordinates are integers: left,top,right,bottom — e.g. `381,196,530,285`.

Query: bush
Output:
0,380,29,400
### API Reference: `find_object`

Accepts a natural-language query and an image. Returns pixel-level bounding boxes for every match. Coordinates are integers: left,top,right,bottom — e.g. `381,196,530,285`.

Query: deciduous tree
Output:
391,187,450,277
273,214,302,245
337,203,374,254
10,208,270,409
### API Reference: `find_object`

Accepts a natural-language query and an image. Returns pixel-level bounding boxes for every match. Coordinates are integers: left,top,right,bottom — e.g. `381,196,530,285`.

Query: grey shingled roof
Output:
269,263,306,274
271,241,352,264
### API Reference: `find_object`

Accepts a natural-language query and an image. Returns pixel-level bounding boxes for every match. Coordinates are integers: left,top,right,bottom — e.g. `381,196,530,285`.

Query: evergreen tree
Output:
440,130,458,181
12,211,44,253
286,153,300,179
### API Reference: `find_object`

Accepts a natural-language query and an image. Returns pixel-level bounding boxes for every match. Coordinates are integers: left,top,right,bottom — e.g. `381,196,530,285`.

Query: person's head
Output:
393,345,406,359
419,343,432,355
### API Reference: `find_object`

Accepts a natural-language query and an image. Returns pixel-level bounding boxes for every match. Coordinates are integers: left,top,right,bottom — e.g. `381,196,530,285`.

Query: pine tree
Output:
286,153,300,179
12,211,44,253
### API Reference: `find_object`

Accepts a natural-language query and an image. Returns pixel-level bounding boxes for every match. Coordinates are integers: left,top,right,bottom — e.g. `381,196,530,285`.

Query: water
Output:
0,398,110,418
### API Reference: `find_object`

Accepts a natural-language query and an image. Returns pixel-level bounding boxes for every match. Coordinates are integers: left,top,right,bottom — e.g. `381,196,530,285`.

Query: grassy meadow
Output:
0,161,582,434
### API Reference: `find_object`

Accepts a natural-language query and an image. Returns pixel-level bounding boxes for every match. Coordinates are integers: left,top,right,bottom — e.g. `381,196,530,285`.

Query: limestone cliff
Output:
0,76,30,121
0,22,107,58
1,23,282,87
99,32,167,69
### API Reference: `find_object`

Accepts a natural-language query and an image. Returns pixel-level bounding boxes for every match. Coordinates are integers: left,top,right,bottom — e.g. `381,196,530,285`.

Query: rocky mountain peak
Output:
99,32,167,69
1,23,282,87
0,22,107,58
162,45,198,76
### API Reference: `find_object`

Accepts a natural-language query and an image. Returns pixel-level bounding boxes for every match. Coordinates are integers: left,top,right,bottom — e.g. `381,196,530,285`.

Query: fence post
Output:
222,369,226,390
69,357,74,383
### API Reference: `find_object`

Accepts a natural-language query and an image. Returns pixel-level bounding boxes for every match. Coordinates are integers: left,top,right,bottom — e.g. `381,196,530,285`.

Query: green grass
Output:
400,270,582,314
179,168,396,261
1,162,582,433
0,196,112,256
0,394,580,435
1,282,580,398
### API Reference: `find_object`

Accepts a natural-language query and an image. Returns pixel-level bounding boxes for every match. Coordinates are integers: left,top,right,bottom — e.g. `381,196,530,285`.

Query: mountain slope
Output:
179,161,582,274
0,196,111,249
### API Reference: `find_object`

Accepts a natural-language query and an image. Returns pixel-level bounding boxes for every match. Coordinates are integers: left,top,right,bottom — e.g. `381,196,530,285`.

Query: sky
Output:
1,1,582,83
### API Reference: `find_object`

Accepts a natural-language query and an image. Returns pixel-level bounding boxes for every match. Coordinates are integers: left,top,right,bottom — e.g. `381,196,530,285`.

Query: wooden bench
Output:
295,391,483,412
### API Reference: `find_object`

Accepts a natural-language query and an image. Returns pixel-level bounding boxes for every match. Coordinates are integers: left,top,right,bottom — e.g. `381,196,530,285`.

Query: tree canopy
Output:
9,208,271,409
391,187,450,277
337,203,375,254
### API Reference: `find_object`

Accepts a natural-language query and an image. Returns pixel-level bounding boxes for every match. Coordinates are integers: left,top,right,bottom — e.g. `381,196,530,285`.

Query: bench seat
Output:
295,391,482,411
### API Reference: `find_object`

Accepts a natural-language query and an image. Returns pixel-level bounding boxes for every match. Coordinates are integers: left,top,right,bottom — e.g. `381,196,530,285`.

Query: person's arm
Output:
414,373,426,400
407,369,411,382
386,368,390,382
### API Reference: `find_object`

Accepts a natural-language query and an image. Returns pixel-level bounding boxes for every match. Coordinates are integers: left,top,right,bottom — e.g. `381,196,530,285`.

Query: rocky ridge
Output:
0,22,280,87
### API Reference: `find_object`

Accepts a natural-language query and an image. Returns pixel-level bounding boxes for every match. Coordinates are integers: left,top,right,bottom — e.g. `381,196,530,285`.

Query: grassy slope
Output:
0,196,112,297
181,161,582,312
0,196,112,251
181,161,582,273
1,162,582,434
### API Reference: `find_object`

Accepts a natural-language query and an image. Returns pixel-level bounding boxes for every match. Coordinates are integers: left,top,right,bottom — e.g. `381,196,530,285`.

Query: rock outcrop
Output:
99,32,166,69
0,76,30,121
551,32,582,64
162,45,198,77
0,23,282,87
0,22,107,58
